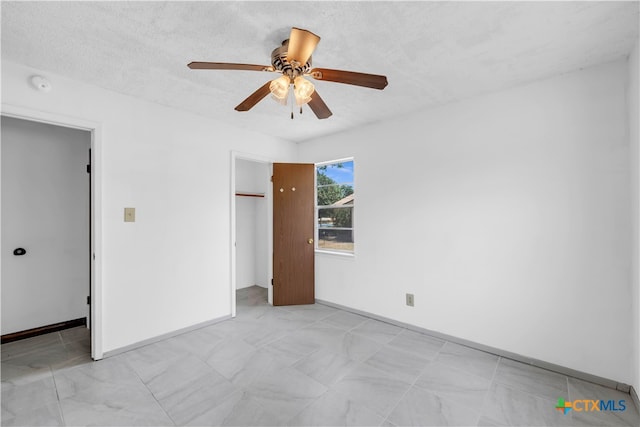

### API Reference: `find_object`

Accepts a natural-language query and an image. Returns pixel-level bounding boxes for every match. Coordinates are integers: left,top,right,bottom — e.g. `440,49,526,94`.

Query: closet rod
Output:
235,192,265,198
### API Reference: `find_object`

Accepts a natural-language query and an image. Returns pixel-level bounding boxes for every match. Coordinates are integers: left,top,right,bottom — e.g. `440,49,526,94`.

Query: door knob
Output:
307,238,314,244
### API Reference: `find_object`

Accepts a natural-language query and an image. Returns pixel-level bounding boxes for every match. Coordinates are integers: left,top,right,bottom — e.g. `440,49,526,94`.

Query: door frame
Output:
1,103,104,360
230,151,274,316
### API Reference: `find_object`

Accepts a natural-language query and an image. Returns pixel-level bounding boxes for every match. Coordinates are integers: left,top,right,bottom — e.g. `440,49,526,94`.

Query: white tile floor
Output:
2,286,638,426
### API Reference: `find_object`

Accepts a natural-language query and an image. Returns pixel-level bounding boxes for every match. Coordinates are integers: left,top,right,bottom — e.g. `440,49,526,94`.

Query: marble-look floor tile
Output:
50,347,94,372
57,372,173,426
330,332,383,362
0,401,64,427
283,304,339,322
186,390,282,426
54,357,141,400
236,305,276,320
1,333,62,361
436,341,499,380
1,376,58,418
294,349,358,387
3,288,630,427
163,327,226,362
236,286,269,307
135,354,219,402
288,389,385,426
494,358,568,401
350,320,403,344
61,338,91,357
245,366,328,424
246,306,297,322
481,382,574,427
282,324,347,358
157,371,239,425
241,322,299,348
120,339,187,375
1,357,53,386
211,348,288,388
386,385,480,426
322,311,369,330
60,392,174,426
262,333,323,366
477,416,508,426
206,317,262,339
331,363,411,418
206,337,257,363
59,326,90,344
568,377,639,427
385,329,445,360
414,361,491,411
1,344,71,371
364,346,429,383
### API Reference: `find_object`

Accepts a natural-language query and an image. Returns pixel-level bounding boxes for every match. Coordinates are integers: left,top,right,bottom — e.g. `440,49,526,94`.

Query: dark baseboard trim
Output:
1,317,87,344
316,298,632,395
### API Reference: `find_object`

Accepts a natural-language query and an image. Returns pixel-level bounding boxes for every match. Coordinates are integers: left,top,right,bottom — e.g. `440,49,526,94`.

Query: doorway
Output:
231,154,272,315
1,116,93,357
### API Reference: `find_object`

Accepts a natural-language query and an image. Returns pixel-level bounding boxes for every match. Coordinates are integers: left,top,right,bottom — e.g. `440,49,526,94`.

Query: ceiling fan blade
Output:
310,68,388,90
188,62,274,72
235,81,272,112
286,27,320,66
308,90,332,119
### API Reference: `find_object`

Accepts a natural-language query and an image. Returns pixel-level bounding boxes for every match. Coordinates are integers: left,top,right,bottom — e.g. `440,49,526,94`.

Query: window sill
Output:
315,249,355,258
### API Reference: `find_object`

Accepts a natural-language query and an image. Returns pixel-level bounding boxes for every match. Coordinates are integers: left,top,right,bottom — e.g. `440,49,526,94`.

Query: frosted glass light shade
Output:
270,75,290,105
294,76,314,106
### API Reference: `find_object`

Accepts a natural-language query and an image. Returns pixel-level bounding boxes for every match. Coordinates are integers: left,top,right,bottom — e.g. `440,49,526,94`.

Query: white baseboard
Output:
101,315,231,359
316,298,630,394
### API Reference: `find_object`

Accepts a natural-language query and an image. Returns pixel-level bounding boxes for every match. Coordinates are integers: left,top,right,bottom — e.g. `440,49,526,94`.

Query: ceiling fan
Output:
188,27,388,119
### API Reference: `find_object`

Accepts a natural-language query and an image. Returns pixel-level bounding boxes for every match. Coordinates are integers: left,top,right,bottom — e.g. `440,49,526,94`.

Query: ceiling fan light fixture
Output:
269,75,291,104
294,76,314,106
188,26,388,119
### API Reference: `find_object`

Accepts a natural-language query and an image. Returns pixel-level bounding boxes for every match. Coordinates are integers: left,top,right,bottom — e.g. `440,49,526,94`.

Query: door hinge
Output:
86,164,91,173
271,278,274,286
86,296,91,305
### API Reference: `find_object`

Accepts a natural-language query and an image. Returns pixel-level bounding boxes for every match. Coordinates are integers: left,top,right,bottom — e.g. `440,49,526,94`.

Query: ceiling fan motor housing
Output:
271,40,311,80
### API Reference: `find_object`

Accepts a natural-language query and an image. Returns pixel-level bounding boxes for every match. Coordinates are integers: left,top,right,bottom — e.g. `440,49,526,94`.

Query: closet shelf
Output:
235,192,265,198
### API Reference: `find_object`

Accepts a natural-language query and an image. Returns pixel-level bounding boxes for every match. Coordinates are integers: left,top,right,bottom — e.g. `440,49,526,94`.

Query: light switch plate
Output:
124,207,135,222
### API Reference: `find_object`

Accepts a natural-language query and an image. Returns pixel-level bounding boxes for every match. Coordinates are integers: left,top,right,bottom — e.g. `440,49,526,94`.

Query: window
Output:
316,159,354,253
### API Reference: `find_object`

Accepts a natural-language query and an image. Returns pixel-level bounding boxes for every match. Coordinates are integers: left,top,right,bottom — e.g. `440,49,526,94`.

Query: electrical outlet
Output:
124,207,135,222
406,293,414,307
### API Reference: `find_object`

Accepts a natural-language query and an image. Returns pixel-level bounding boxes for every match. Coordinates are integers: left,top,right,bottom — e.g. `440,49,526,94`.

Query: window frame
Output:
314,157,355,256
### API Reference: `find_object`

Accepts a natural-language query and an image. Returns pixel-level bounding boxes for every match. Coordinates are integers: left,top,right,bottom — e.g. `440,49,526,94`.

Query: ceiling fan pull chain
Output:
290,85,294,119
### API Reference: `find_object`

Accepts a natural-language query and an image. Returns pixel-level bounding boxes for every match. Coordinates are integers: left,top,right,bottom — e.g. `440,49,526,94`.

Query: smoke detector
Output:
30,75,52,92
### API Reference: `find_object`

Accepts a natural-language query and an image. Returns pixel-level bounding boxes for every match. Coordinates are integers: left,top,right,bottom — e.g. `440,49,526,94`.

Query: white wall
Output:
236,196,257,290
628,40,640,394
299,60,632,384
1,61,296,354
1,117,90,334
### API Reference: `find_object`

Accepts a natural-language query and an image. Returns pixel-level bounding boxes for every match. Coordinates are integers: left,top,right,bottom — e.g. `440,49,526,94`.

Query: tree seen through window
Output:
316,160,354,252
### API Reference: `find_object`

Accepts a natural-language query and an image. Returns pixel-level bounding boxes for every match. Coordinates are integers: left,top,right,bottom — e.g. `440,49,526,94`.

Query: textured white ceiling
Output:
2,1,638,143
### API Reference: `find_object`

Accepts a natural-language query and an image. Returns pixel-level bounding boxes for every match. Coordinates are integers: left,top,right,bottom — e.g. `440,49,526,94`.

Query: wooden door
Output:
273,163,315,306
